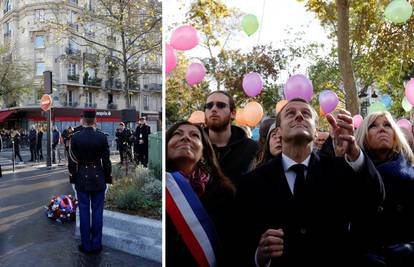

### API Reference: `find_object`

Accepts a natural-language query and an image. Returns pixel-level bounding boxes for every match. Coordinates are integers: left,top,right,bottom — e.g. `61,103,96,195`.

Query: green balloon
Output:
369,101,387,114
384,0,413,24
402,96,412,112
242,14,259,36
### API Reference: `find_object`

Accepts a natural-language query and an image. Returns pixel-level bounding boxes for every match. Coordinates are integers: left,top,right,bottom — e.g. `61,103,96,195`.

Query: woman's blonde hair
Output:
355,111,414,165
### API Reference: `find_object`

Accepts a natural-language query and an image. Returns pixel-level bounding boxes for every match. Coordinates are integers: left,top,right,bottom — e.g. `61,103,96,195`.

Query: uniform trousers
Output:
77,189,106,252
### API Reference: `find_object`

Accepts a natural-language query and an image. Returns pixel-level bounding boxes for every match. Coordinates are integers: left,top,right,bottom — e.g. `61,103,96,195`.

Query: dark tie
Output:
290,164,306,197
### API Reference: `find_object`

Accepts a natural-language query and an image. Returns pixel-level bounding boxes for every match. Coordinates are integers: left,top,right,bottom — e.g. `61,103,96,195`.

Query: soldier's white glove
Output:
105,184,111,195
71,184,77,199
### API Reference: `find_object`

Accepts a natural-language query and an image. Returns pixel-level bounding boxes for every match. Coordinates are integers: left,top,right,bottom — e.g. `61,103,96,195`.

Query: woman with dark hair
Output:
252,123,282,169
166,121,235,267
355,111,414,267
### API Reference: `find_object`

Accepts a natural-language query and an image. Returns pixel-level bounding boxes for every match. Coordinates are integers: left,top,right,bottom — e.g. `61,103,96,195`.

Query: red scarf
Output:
180,167,210,196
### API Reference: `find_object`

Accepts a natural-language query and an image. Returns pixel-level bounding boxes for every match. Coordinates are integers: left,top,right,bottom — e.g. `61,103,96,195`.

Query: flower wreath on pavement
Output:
45,195,77,223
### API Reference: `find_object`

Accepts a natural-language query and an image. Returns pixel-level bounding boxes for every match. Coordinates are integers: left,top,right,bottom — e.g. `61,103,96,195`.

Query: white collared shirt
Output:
281,153,311,194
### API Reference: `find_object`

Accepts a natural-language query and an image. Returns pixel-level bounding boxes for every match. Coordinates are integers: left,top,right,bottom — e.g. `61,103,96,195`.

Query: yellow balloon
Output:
188,110,205,124
243,101,264,127
275,100,288,114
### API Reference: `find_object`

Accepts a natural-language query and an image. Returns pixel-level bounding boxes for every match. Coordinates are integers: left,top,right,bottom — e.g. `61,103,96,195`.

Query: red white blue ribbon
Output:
166,171,218,267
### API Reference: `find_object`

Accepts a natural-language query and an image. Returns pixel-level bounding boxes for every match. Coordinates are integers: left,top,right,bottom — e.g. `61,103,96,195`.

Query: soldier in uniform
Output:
69,109,112,254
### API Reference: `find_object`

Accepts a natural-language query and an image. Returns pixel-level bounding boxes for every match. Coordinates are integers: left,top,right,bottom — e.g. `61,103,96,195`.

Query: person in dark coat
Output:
166,121,235,266
203,91,259,185
355,111,414,267
37,128,43,160
52,125,60,164
134,117,151,167
29,125,37,161
69,109,112,254
235,99,384,267
13,130,23,162
115,122,132,164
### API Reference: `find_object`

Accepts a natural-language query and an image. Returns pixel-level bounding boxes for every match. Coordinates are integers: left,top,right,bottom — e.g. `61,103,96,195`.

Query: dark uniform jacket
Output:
69,127,112,192
29,129,37,145
134,125,151,146
235,151,384,267
36,131,43,149
207,125,259,185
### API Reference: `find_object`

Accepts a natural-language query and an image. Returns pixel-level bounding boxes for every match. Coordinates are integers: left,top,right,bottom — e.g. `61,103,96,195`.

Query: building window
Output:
86,0,93,11
36,62,45,76
85,92,93,107
68,63,77,75
67,10,78,30
68,39,79,54
35,36,45,49
144,95,149,111
35,9,45,21
70,0,78,5
3,21,11,38
68,91,73,105
3,0,11,14
108,93,113,104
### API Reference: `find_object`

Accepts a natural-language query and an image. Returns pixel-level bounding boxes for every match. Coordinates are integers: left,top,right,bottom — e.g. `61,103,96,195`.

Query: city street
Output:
0,165,160,267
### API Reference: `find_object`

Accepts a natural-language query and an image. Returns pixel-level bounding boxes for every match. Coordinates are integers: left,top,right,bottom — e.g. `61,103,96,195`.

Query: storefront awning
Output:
0,110,16,123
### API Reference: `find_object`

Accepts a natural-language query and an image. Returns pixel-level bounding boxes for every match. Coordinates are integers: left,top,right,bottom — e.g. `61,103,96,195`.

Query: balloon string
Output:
258,0,266,44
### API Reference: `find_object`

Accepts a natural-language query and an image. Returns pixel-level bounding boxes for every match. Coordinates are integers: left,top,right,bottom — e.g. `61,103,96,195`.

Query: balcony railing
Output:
62,101,78,107
66,47,81,56
83,51,98,62
128,83,140,91
85,77,102,87
84,103,97,108
107,103,117,109
148,83,162,91
67,74,80,82
105,78,122,90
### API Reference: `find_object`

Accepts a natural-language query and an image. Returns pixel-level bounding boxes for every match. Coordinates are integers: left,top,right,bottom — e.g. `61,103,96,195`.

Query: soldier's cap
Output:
82,109,96,118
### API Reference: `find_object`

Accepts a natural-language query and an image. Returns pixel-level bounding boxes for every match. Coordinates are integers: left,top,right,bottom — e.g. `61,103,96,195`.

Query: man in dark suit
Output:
29,125,37,161
134,117,151,167
236,98,384,267
69,109,112,254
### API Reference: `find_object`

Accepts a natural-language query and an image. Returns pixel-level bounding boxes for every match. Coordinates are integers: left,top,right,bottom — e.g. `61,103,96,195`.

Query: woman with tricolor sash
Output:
166,121,236,267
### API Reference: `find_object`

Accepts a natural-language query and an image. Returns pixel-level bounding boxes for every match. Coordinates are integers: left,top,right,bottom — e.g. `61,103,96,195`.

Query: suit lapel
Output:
269,154,295,199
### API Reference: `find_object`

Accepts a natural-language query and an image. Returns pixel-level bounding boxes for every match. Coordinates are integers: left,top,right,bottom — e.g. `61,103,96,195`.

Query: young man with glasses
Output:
204,91,259,185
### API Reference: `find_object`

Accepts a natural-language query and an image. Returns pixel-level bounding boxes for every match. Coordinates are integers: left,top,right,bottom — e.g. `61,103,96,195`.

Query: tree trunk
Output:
336,0,359,115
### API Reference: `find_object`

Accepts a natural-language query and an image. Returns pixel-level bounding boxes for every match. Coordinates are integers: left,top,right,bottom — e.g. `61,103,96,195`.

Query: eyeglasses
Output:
204,101,229,110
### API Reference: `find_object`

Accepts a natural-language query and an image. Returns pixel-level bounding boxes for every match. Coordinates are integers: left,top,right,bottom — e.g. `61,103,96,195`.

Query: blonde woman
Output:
355,111,414,266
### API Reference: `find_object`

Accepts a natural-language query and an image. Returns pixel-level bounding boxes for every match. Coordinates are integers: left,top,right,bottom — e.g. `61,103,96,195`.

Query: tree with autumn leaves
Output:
47,0,162,108
303,0,414,116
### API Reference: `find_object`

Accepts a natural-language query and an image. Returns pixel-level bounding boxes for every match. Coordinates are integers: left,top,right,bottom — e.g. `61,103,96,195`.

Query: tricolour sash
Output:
166,171,218,267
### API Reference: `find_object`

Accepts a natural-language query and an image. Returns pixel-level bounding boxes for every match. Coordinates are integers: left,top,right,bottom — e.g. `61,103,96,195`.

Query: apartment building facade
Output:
0,0,162,132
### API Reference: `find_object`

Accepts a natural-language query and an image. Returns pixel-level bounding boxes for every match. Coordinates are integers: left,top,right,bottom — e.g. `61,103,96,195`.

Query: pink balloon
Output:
185,63,206,86
170,25,200,51
397,119,412,132
405,78,414,106
284,74,314,101
353,114,363,129
319,90,339,114
243,72,263,97
166,44,176,74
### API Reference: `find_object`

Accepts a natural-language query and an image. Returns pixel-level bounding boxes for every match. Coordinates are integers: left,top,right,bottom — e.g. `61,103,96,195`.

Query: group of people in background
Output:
166,91,414,267
115,117,151,167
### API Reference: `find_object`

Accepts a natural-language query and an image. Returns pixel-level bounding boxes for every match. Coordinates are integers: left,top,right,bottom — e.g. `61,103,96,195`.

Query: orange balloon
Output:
235,108,247,126
275,100,288,114
188,110,205,124
243,101,264,127
319,106,326,116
